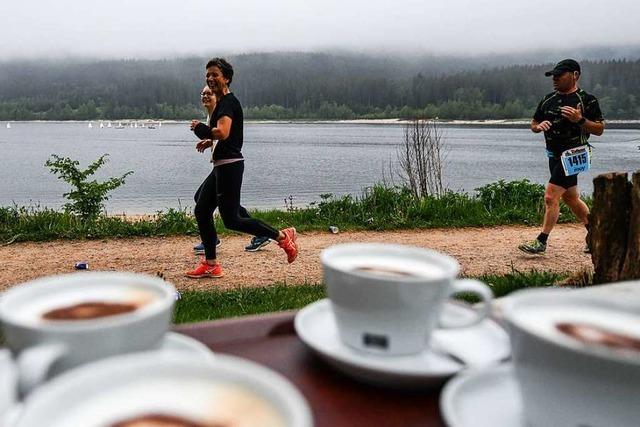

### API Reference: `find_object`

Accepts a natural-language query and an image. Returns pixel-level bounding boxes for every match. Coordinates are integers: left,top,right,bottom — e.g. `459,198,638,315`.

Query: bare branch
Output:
395,118,446,198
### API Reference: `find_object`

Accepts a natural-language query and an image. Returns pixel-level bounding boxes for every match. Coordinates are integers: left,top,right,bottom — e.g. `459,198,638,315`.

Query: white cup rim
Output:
502,288,640,366
321,243,459,282
0,272,175,332
14,352,313,427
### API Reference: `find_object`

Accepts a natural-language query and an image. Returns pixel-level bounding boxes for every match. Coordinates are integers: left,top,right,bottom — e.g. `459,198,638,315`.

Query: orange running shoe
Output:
185,261,224,279
278,227,299,263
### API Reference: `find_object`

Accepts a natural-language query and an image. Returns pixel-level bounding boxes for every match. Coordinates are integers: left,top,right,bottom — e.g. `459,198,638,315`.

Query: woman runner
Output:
191,85,271,254
186,58,298,278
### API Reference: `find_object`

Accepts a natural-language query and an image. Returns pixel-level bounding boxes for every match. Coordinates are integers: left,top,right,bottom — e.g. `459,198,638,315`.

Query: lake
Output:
0,122,638,214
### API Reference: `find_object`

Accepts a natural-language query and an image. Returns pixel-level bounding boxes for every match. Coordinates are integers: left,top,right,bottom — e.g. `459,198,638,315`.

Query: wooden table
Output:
174,311,447,427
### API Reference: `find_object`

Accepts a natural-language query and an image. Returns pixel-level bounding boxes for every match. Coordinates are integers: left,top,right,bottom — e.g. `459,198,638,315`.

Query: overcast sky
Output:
2,0,639,59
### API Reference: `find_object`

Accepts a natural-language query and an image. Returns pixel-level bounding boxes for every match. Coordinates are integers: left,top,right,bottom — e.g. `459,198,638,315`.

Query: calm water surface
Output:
0,122,638,213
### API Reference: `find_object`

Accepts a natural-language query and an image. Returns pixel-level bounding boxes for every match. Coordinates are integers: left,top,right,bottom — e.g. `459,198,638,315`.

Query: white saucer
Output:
294,299,510,388
440,364,522,427
156,332,215,360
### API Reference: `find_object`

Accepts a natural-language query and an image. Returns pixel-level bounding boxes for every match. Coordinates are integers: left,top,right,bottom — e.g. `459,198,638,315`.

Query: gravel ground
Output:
0,224,591,292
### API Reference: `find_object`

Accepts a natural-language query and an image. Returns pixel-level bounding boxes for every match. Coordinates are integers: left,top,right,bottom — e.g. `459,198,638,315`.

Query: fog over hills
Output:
1,47,639,121
3,0,639,58
2,44,640,72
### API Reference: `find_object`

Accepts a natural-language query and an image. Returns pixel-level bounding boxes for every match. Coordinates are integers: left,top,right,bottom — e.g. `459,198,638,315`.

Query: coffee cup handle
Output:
439,279,493,329
16,343,68,396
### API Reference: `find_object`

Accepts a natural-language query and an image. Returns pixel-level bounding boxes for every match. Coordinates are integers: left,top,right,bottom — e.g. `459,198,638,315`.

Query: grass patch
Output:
174,283,326,324
0,180,590,243
457,268,567,304
173,269,569,324
0,206,199,242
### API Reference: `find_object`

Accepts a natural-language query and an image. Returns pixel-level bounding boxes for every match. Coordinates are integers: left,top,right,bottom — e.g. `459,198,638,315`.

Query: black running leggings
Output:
194,161,279,260
194,179,252,220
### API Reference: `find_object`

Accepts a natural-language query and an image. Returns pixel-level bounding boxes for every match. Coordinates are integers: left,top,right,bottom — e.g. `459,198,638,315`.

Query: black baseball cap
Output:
544,59,581,76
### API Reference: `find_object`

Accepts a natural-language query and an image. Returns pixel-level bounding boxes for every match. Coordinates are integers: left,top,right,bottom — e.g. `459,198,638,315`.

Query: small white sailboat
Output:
158,121,162,128
6,122,10,129
99,122,104,128
130,122,134,128
88,122,93,129
107,121,112,128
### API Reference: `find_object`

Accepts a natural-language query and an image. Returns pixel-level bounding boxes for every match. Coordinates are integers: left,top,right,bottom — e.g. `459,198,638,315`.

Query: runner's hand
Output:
190,120,201,130
536,120,552,132
196,139,213,152
560,104,583,123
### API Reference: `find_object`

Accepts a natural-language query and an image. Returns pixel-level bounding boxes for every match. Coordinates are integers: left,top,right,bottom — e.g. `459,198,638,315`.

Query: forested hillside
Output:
1,53,638,120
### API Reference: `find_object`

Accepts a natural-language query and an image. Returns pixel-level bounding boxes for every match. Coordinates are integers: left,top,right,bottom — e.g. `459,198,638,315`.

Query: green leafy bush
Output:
45,154,133,220
1,180,591,243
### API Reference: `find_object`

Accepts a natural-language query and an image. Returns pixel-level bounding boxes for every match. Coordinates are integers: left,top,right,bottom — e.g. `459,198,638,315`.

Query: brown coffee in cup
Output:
42,301,140,321
37,287,157,322
557,322,640,353
111,413,222,427
503,291,640,427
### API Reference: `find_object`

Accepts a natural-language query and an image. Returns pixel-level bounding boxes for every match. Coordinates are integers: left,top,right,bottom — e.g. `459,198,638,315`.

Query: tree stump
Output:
589,171,640,284
621,172,640,278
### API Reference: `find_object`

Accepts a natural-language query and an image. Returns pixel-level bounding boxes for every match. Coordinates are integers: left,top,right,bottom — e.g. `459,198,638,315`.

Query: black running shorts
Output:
548,157,578,189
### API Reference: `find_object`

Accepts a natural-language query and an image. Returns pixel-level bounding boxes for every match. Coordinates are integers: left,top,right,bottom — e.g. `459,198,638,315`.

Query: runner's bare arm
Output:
192,116,232,140
531,119,551,133
560,105,604,136
211,116,232,140
580,119,604,136
196,139,213,152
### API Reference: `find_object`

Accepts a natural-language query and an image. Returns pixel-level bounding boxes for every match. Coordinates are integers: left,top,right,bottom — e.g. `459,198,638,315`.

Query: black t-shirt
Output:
533,88,603,157
211,92,244,160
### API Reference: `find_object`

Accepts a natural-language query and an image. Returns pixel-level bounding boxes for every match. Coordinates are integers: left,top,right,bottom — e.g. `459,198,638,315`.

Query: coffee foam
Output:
331,254,447,280
49,378,285,427
42,301,140,321
512,303,640,353
557,322,640,352
11,285,160,325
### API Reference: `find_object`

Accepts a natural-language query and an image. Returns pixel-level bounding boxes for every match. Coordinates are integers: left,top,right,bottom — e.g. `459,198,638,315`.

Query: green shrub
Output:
45,154,133,220
474,179,579,223
1,179,591,243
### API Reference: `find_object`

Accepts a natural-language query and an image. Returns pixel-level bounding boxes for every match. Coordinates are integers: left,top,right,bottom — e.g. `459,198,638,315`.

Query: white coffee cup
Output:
502,287,640,427
0,272,175,394
0,350,17,423
321,243,493,356
12,351,313,427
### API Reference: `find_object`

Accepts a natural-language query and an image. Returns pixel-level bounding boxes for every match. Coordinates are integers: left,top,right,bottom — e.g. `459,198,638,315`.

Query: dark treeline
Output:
0,52,639,120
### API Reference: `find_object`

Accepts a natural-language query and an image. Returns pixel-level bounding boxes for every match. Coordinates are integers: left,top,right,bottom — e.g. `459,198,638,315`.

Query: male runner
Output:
519,59,604,254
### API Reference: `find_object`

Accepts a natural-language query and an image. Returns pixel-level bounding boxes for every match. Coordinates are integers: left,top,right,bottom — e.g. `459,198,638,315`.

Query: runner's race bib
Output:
561,146,591,176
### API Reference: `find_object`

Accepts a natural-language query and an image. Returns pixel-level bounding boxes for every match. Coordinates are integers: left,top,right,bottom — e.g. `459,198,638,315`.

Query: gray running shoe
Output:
193,239,221,255
518,239,546,254
245,236,271,252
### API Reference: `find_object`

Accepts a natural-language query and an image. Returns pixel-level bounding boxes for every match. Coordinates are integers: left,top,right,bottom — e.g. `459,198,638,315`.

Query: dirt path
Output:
0,224,591,292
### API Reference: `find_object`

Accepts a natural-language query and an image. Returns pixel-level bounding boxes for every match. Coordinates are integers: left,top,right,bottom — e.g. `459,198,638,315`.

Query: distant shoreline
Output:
4,119,640,129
